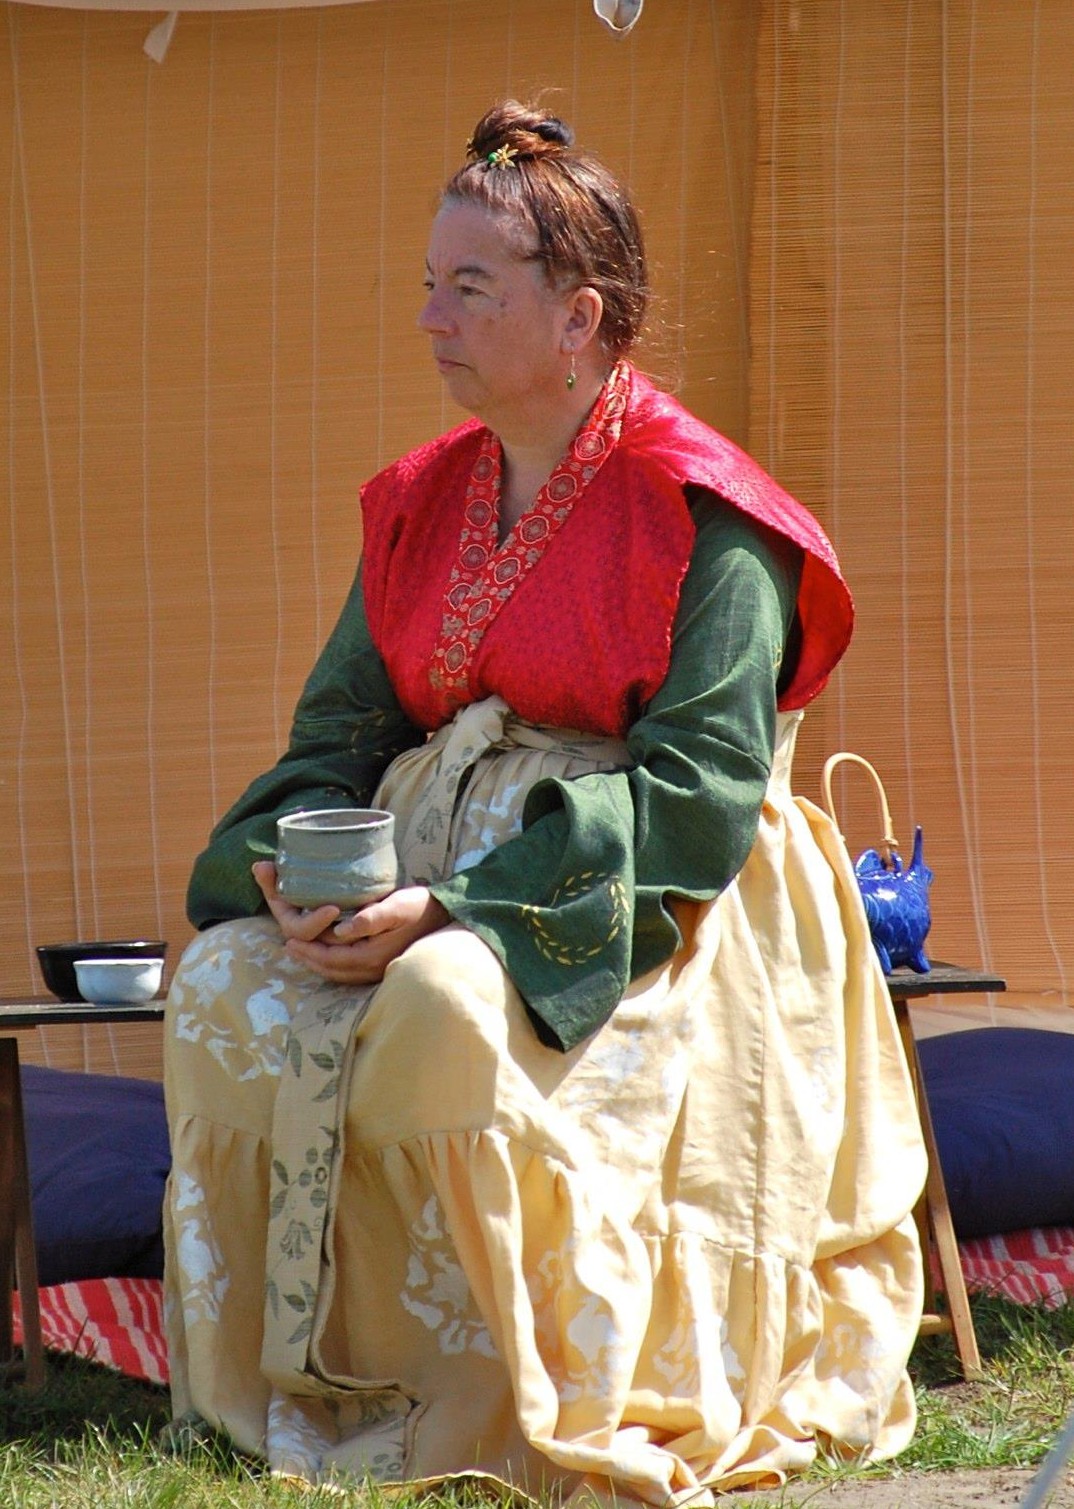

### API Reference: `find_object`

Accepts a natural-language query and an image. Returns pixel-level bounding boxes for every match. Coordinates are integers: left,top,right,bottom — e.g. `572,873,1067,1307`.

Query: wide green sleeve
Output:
429,494,802,1051
186,562,425,928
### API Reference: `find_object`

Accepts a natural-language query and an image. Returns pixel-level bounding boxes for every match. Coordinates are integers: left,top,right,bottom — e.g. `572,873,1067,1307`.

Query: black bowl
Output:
36,940,168,1003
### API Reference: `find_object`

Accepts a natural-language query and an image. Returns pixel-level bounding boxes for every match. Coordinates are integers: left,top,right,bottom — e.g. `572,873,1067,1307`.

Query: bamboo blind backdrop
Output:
1,0,757,1073
1,0,1069,1075
750,0,1074,1021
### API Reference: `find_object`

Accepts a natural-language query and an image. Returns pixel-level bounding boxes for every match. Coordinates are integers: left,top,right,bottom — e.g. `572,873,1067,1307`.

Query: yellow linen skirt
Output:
162,705,926,1504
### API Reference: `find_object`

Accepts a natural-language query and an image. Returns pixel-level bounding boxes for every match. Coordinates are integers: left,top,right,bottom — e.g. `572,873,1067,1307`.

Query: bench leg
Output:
892,998,984,1381
0,1038,45,1387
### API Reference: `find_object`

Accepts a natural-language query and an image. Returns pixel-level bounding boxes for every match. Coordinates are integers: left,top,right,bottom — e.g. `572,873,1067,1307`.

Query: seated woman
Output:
163,101,926,1503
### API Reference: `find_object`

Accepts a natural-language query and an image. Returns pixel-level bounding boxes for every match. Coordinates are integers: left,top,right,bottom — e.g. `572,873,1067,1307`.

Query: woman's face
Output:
418,201,576,429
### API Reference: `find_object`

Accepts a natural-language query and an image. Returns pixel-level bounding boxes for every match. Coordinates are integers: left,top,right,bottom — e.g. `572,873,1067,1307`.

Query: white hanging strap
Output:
144,12,179,64
593,0,644,36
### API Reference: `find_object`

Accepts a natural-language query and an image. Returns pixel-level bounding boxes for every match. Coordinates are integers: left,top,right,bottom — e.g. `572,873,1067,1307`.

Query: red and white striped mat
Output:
953,1226,1074,1309
12,1228,1074,1386
12,1276,169,1385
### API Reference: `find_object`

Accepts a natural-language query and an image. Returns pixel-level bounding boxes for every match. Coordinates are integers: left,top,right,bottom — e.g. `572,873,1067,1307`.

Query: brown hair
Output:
442,101,648,361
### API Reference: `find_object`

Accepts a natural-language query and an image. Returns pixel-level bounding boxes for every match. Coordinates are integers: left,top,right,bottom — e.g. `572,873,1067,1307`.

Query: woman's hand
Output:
253,860,343,944
252,861,449,985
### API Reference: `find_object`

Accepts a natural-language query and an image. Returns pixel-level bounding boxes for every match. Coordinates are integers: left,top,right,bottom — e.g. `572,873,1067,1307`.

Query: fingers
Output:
331,898,392,942
284,937,388,984
260,884,450,983
252,861,341,943
331,887,448,943
252,859,278,902
286,891,448,983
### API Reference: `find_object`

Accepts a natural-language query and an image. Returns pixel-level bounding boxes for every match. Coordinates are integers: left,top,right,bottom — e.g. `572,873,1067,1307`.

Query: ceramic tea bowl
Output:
73,956,165,1005
37,939,168,1003
275,808,400,912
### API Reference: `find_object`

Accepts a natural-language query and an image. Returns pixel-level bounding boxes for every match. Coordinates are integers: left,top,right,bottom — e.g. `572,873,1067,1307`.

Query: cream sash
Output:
260,697,630,1396
381,694,632,885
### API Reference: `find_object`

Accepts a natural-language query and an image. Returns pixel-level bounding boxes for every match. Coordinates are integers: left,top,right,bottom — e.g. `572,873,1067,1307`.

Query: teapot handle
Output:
821,752,900,867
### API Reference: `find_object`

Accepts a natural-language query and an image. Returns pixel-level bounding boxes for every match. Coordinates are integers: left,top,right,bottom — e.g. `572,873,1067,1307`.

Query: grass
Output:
2,1292,1074,1506
901,1292,1074,1475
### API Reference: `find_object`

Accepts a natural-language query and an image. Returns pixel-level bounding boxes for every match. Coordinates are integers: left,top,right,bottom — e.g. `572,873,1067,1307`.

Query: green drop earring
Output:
566,352,577,391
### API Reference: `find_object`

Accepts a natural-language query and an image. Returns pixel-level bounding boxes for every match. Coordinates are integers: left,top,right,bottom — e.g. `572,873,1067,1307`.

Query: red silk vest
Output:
360,367,853,737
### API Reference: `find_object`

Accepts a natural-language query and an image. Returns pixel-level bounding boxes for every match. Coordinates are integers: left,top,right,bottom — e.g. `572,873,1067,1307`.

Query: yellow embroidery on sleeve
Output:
521,873,629,967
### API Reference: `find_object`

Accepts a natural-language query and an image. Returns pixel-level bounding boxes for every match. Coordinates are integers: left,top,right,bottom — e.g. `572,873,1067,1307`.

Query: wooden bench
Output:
0,999,165,1386
1,969,1004,1386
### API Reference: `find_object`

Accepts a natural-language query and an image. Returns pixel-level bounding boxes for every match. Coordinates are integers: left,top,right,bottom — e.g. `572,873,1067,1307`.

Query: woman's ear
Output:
562,285,604,353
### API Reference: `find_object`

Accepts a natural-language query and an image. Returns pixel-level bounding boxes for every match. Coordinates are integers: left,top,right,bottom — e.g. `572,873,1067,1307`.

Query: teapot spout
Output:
908,824,934,888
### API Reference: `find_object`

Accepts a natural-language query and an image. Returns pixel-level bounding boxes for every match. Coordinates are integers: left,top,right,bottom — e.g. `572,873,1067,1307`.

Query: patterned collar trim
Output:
429,362,631,706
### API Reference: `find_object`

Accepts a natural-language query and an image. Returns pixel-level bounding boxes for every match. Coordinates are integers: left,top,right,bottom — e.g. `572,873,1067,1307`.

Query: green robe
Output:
187,491,801,1050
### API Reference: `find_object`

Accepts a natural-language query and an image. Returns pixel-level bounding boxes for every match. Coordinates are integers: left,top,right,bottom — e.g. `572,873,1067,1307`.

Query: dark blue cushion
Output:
20,1064,170,1286
917,1027,1074,1239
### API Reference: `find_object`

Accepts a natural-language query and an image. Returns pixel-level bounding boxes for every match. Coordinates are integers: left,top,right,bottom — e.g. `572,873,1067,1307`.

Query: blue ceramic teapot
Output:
822,753,934,975
853,824,933,974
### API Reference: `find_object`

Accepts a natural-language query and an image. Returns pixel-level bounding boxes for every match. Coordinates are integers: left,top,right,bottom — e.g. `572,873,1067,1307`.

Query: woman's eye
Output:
422,279,434,292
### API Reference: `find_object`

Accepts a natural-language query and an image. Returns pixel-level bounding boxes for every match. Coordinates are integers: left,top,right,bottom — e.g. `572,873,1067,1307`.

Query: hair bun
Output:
531,116,574,149
465,101,575,162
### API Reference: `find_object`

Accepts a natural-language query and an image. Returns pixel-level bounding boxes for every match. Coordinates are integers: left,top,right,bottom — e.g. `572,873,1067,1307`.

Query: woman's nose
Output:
418,290,451,334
